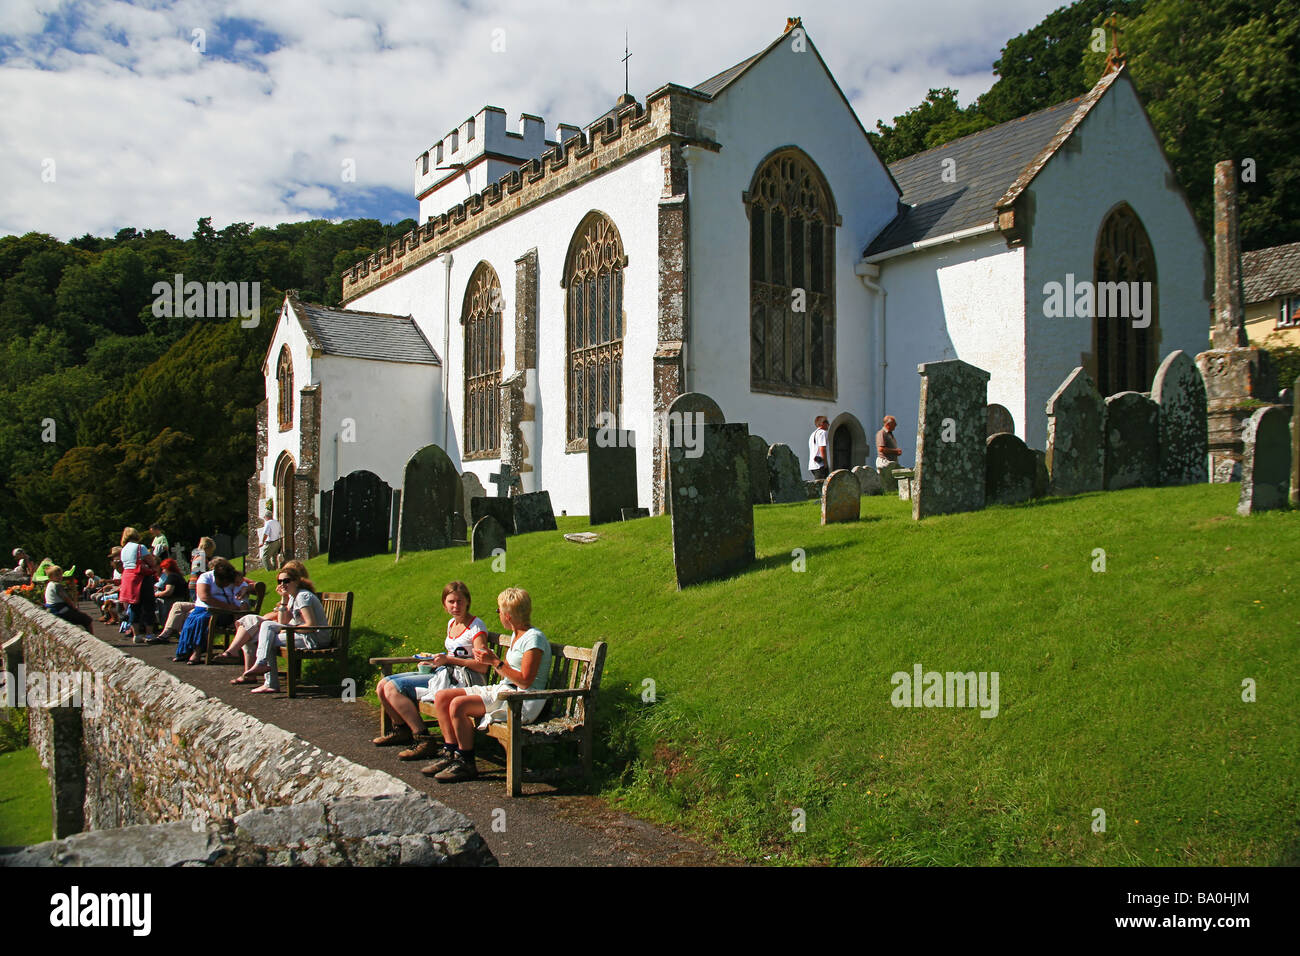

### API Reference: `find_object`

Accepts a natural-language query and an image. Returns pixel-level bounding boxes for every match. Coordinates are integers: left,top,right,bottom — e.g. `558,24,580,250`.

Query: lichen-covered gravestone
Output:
329,470,392,563
766,443,804,503
1152,350,1209,486
471,515,507,561
662,393,725,515
587,426,638,525
913,359,991,519
986,404,1015,437
985,433,1036,505
512,491,557,534
460,472,486,522
1103,392,1160,490
470,497,515,535
877,464,899,495
669,423,755,589
821,470,860,523
395,445,459,556
1045,367,1105,496
852,464,882,496
746,434,771,505
1237,405,1292,515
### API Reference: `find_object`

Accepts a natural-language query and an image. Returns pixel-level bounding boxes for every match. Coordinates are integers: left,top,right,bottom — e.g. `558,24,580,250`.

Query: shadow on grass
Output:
748,540,858,574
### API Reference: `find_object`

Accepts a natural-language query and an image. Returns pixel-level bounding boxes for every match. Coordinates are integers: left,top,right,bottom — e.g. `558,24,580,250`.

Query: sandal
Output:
211,651,241,663
230,675,257,685
250,685,279,694
372,726,414,747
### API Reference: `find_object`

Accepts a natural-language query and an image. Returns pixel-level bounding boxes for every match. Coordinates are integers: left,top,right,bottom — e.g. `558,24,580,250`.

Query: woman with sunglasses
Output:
231,564,326,694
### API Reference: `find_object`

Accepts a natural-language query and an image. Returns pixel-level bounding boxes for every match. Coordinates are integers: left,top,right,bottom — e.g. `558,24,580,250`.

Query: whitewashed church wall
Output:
259,305,318,506
685,34,901,472
1022,73,1211,449
878,238,1027,459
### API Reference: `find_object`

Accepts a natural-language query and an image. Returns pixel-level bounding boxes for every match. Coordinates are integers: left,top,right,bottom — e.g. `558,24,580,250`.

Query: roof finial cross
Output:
623,32,632,96
1104,13,1126,71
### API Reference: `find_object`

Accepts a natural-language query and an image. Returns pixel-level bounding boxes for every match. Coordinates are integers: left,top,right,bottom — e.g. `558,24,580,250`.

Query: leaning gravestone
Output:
986,433,1037,506
1151,350,1209,486
621,507,650,521
460,472,487,521
669,423,755,589
588,426,638,525
766,443,804,503
1104,392,1160,490
471,515,507,561
746,434,771,505
470,496,515,535
852,464,882,496
1238,405,1292,515
914,359,991,519
329,469,392,563
396,444,460,556
1046,367,1105,496
513,490,557,534
821,470,860,524
986,404,1015,437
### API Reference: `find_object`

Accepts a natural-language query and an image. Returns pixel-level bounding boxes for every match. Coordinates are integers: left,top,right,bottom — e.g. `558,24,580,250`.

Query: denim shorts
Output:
381,670,435,702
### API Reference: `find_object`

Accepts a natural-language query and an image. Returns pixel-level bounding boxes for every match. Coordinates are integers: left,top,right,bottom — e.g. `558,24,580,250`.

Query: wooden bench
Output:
275,591,354,698
372,632,608,796
203,581,266,665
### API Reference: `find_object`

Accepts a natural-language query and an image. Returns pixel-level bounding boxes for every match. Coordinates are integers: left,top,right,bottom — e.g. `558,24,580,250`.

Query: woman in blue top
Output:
427,587,551,783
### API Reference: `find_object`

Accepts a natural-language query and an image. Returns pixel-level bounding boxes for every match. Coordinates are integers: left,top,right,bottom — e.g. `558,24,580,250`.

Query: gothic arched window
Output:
276,346,293,430
1093,204,1159,395
563,212,626,449
462,262,503,458
745,148,839,398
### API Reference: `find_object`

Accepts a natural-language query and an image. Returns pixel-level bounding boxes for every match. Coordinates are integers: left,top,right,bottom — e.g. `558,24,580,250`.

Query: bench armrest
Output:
497,688,591,702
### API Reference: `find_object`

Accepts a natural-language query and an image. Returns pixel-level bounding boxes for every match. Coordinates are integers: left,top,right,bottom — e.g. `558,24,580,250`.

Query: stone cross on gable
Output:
489,463,521,498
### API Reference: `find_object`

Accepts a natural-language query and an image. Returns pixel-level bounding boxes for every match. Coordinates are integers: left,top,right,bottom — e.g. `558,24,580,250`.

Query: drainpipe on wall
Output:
440,252,454,449
855,259,887,429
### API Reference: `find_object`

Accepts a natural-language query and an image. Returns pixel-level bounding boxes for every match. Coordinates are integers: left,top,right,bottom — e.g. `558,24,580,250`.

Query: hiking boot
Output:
434,755,477,783
372,725,414,747
398,735,443,761
419,752,458,776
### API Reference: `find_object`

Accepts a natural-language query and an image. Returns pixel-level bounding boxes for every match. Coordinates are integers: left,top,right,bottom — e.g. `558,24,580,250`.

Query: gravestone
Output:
913,359,991,520
986,404,1015,437
1279,387,1293,407
1045,367,1106,496
328,469,392,563
1031,450,1049,499
621,507,650,520
852,464,882,496
986,434,1037,506
1103,392,1161,490
878,465,899,495
489,463,522,498
766,443,804,503
1293,374,1300,508
588,426,638,525
1237,405,1292,515
746,434,771,505
470,496,515,535
460,472,486,521
395,444,459,555
318,490,333,552
804,479,823,500
669,423,755,589
662,393,726,515
452,513,467,543
821,470,860,524
389,489,401,550
564,532,599,544
513,490,557,534
1151,350,1209,486
471,515,507,561
894,468,916,501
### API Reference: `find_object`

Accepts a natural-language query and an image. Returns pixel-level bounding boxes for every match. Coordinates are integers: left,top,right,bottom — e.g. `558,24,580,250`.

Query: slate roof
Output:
289,297,440,365
1242,241,1300,302
694,52,762,97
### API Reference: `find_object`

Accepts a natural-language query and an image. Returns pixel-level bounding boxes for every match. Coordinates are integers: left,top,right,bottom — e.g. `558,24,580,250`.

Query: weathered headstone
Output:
470,496,515,535
804,479,823,500
489,463,522,498
1151,350,1209,486
471,515,507,561
746,434,771,505
986,404,1015,437
669,423,755,589
1238,405,1292,515
661,393,726,516
512,490,557,534
588,426,638,525
878,464,899,495
766,443,804,503
394,445,458,556
460,472,486,521
1031,449,1049,499
1103,392,1160,490
452,513,467,543
913,359,991,519
621,507,650,520
328,469,392,563
986,434,1036,505
1045,367,1105,496
821,470,860,524
852,464,882,496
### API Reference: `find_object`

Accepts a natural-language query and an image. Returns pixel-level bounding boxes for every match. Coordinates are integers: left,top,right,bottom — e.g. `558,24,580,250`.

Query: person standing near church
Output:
808,415,830,479
261,507,283,570
149,523,170,562
876,415,903,470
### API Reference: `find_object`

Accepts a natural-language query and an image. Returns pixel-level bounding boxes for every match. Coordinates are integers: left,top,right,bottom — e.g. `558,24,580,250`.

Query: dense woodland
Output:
2,0,1297,575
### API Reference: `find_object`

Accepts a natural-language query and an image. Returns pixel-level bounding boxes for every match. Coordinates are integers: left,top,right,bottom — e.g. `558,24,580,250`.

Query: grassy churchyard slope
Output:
258,483,1299,866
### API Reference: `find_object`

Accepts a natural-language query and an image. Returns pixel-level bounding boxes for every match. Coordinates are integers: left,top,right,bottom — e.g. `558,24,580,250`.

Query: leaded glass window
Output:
1093,204,1158,395
276,346,293,430
463,262,503,458
564,212,626,449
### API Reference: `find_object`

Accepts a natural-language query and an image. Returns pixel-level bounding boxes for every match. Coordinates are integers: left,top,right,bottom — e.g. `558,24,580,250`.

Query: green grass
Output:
0,748,52,846
249,484,1300,866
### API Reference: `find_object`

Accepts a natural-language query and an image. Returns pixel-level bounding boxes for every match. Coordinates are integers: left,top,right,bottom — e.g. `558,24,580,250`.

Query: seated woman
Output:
43,565,93,633
173,558,244,664
371,581,490,762
231,564,327,694
426,587,552,783
217,560,310,664
147,559,188,644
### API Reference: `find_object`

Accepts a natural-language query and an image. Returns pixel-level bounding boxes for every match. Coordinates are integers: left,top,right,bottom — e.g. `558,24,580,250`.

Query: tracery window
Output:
463,262,503,458
1093,204,1159,395
276,346,293,430
563,212,626,449
746,148,838,398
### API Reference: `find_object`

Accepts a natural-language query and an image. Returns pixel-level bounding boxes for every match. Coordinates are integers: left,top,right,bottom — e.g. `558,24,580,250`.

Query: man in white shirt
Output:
807,415,830,479
261,509,284,569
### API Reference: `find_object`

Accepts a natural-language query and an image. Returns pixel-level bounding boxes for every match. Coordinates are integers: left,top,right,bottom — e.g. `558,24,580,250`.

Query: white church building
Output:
252,19,1210,561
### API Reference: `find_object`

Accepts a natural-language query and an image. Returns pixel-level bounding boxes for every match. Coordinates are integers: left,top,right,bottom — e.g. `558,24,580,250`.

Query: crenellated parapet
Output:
341,84,716,303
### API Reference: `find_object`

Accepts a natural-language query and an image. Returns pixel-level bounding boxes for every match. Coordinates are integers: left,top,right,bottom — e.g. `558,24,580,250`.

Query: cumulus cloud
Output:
0,0,1065,239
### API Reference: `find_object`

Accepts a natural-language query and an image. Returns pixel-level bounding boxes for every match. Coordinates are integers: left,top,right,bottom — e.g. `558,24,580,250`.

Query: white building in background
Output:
252,19,1210,561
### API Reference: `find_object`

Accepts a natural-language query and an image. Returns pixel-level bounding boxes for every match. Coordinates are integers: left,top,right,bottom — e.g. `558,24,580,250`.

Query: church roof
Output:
694,51,763,97
864,67,1126,258
1243,241,1300,302
287,296,441,365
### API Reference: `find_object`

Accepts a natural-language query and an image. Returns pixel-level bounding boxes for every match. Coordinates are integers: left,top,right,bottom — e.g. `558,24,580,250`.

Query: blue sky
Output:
0,0,1068,239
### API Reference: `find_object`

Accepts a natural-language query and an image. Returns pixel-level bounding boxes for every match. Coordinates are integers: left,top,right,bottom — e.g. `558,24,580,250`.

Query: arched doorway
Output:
273,451,296,561
832,426,852,471
829,412,868,471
